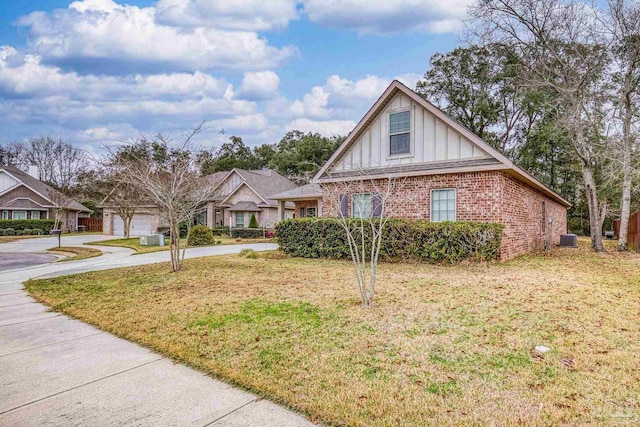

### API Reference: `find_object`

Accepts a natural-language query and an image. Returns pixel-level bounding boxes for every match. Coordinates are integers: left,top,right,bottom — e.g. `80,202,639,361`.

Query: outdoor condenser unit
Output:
559,234,578,248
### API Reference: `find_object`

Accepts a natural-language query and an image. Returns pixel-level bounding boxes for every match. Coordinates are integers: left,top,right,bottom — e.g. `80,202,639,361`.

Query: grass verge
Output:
26,238,640,426
87,236,274,254
47,246,102,261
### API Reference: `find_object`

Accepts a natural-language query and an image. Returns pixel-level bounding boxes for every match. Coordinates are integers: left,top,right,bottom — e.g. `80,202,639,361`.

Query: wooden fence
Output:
78,217,103,232
613,211,640,252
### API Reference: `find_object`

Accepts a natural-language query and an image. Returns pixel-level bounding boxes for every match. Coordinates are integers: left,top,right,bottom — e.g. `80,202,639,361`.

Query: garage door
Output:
112,215,154,236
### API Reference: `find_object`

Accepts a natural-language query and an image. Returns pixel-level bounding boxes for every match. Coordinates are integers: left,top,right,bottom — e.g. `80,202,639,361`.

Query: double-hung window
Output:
430,189,456,222
299,207,306,218
235,212,244,228
306,207,316,217
352,193,371,218
389,110,411,156
1,210,7,220
31,211,40,220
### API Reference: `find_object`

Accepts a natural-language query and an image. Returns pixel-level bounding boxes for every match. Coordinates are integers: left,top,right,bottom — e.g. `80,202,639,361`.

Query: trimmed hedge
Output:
231,228,266,238
187,225,216,246
212,226,230,236
276,218,504,263
0,219,56,233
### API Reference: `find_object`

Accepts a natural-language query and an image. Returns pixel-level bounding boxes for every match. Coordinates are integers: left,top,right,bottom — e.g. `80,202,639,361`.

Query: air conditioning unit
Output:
559,234,578,248
140,234,165,246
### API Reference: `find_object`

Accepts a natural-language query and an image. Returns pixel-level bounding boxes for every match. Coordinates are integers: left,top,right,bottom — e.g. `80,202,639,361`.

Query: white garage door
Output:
112,215,154,236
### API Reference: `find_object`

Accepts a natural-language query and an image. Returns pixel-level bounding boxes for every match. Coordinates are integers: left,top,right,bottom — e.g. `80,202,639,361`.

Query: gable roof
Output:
215,168,298,207
0,166,91,212
314,80,571,207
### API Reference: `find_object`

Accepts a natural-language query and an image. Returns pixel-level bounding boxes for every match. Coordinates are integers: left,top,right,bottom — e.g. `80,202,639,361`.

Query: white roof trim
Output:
313,80,570,207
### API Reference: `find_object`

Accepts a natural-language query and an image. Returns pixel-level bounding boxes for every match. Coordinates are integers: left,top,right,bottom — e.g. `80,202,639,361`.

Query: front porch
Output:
271,183,323,223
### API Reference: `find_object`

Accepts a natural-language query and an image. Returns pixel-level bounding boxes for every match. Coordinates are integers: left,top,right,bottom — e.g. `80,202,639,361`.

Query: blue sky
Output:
0,0,467,151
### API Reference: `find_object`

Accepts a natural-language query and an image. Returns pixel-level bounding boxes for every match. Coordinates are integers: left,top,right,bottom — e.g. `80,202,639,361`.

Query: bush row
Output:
0,219,56,232
1,228,44,236
231,228,266,239
275,218,505,263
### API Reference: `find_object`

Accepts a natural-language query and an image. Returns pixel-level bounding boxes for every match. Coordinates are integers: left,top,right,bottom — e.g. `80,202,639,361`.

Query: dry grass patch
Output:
26,239,640,426
47,246,102,261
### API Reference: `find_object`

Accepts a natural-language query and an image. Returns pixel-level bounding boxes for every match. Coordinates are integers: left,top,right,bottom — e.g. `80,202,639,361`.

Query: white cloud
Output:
238,71,280,100
287,118,356,136
16,0,296,71
275,73,422,121
156,0,298,31
302,0,473,34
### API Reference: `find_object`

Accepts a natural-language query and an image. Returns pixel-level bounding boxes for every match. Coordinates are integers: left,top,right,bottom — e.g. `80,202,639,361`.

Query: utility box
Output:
140,234,165,246
559,234,578,248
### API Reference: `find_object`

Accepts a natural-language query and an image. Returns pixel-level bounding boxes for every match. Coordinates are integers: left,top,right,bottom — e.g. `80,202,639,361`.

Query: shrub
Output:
187,225,215,246
0,219,56,233
3,228,16,236
275,218,504,263
212,226,230,236
32,228,43,235
248,213,259,228
21,229,33,236
231,228,265,238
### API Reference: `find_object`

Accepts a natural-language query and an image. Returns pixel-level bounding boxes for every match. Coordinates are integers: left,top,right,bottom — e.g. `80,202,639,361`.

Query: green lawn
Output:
87,236,274,254
26,239,640,426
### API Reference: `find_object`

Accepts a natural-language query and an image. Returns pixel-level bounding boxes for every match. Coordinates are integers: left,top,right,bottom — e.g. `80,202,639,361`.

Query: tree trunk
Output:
582,165,604,251
617,92,633,251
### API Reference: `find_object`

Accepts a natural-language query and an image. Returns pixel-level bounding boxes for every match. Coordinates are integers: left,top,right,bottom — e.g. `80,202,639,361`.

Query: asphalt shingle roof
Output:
0,166,91,212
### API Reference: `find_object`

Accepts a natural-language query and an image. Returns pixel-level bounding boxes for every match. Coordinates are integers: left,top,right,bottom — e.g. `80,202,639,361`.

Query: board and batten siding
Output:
0,171,19,193
332,93,489,172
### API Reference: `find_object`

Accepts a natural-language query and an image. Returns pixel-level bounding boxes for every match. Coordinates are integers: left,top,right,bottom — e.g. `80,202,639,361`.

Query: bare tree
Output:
109,124,219,272
320,173,412,307
22,137,88,191
605,0,640,250
468,0,611,251
102,182,144,239
48,190,73,232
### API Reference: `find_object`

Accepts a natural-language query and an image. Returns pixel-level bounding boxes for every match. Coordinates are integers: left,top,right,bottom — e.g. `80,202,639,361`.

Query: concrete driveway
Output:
0,236,313,426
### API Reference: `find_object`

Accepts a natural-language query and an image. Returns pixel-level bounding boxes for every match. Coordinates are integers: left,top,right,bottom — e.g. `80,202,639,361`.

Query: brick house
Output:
271,80,570,260
0,165,91,231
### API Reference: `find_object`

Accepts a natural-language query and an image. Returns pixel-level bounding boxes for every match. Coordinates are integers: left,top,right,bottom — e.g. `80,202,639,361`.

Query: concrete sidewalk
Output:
0,237,314,426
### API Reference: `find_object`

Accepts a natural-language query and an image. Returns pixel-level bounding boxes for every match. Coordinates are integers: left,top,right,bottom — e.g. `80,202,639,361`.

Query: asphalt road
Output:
0,253,58,271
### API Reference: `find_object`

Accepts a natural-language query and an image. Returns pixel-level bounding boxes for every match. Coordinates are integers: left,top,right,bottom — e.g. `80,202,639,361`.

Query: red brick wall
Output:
320,171,567,260
500,174,566,259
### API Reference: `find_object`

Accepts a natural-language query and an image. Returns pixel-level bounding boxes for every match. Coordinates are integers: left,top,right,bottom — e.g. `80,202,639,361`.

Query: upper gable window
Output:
389,110,411,156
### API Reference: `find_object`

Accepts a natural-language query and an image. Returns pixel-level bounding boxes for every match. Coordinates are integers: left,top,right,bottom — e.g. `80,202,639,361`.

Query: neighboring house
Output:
101,203,165,237
271,80,570,260
101,168,297,236
0,165,91,231
204,169,297,229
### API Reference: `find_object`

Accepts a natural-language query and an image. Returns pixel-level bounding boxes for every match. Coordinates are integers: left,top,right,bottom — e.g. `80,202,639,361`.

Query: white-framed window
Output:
299,207,306,218
235,211,244,228
430,189,456,222
1,210,7,220
389,110,411,156
13,211,27,220
31,211,40,220
352,193,371,219
306,207,316,217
